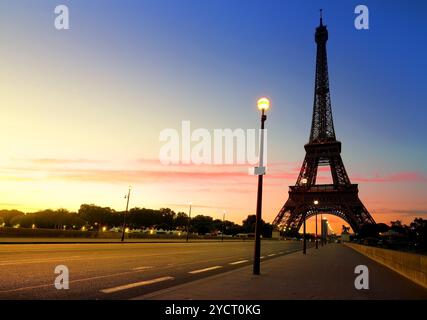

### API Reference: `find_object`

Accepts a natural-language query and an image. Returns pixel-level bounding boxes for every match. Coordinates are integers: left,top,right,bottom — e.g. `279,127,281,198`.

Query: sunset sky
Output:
1,0,426,233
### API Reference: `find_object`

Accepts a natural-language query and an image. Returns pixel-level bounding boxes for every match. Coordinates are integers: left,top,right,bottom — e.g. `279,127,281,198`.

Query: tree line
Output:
0,205,274,237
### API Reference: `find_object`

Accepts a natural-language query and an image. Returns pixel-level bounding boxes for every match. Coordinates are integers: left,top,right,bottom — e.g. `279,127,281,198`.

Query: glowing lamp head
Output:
257,97,270,111
301,178,308,185
314,200,319,205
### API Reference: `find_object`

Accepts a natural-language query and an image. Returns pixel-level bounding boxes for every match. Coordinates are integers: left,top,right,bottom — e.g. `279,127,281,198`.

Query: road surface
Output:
0,240,301,299
1,241,425,300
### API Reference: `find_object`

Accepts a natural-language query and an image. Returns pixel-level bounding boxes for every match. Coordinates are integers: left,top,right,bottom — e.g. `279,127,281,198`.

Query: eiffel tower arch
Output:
273,15,376,233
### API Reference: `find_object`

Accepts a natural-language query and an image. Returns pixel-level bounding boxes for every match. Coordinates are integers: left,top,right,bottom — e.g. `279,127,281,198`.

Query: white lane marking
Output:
100,276,174,294
132,266,154,271
260,256,265,259
229,260,249,265
0,268,157,294
188,266,222,274
267,253,276,257
0,255,243,293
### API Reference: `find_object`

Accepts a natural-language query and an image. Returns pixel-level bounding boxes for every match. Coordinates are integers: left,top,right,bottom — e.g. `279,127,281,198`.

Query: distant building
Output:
321,219,328,242
341,225,351,242
272,230,280,240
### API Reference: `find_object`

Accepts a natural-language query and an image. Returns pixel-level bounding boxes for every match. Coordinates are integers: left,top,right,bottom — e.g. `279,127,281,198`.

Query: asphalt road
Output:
0,240,303,299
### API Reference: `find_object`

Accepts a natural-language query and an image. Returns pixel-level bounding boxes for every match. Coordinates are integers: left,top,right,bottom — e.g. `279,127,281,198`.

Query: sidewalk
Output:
136,244,427,300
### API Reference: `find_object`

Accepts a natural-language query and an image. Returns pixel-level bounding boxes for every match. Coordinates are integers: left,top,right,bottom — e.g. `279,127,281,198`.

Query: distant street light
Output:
301,178,308,255
314,200,319,249
121,186,132,242
186,202,192,243
253,97,270,275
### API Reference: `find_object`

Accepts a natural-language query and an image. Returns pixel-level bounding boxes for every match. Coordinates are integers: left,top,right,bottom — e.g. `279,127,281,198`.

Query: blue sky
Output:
0,0,426,227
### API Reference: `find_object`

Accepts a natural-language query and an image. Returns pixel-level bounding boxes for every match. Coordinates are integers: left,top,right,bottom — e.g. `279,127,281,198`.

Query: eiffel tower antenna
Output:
273,17,376,233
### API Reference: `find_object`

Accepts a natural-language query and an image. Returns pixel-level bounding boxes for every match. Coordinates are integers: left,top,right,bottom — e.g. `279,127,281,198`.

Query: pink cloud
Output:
351,171,427,183
3,158,426,188
15,158,106,165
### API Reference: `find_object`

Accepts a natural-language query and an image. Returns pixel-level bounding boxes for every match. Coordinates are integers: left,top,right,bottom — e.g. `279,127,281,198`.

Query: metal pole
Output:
321,212,324,246
253,109,266,275
303,210,307,254
302,183,307,255
315,209,318,249
121,187,131,242
186,204,192,242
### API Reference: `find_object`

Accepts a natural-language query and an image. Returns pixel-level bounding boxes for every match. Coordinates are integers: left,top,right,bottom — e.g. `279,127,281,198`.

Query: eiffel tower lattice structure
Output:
273,15,376,233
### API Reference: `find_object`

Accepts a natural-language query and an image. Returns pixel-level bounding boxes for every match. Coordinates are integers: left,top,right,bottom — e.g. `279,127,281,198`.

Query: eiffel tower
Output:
273,14,376,233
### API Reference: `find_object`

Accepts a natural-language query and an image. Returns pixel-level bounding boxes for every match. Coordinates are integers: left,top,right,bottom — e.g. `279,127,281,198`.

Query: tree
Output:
262,223,273,238
409,218,427,250
0,210,25,227
10,209,86,229
358,223,379,238
376,223,389,233
127,208,161,228
223,220,242,235
174,212,188,229
242,215,257,233
242,215,266,234
78,204,116,227
190,215,213,235
158,208,176,230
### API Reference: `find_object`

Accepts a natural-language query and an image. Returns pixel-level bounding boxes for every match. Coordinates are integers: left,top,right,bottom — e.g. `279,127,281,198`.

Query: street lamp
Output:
321,212,324,246
186,202,192,242
121,185,132,242
253,97,269,275
301,178,308,254
313,200,319,249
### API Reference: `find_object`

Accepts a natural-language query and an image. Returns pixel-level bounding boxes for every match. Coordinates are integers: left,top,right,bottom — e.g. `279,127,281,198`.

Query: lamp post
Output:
314,200,319,249
186,202,192,242
253,97,269,275
301,178,308,255
321,212,324,246
121,186,132,242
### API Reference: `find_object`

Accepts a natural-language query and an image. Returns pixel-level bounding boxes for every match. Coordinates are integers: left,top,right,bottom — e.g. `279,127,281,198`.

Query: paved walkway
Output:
136,244,427,300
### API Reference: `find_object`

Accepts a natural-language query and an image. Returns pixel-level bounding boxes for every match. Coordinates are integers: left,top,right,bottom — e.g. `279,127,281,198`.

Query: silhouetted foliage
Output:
241,214,273,237
409,218,427,251
0,210,25,227
190,215,214,235
352,219,427,253
9,209,86,229
376,223,390,233
174,212,188,229
358,223,379,238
